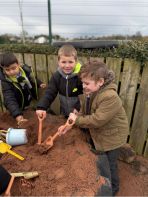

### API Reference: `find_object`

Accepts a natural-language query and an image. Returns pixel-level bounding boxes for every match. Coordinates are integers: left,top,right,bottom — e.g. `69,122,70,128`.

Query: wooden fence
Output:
0,53,148,157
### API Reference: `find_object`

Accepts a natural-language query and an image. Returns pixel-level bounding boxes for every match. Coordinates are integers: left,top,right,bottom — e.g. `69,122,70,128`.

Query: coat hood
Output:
102,69,115,89
0,68,5,81
101,82,117,93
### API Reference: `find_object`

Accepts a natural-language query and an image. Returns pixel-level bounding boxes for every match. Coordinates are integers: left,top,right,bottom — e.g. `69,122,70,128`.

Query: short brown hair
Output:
80,60,115,84
0,52,18,68
58,44,77,60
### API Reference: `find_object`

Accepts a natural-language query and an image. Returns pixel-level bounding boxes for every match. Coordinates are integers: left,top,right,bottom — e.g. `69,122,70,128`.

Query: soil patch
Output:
0,109,148,196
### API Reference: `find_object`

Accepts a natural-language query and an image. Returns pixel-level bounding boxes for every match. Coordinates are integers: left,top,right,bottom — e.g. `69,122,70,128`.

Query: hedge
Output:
0,40,148,63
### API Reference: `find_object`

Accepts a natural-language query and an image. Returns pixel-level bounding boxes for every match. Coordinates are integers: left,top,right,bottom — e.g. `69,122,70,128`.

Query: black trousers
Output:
96,148,119,196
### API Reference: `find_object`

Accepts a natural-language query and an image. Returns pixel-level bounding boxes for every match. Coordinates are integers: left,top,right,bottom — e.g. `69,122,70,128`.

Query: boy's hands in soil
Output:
16,115,28,128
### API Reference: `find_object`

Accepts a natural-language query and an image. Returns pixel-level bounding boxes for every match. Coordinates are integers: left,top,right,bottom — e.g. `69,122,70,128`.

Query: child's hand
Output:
16,115,24,123
73,109,79,115
16,115,28,127
36,110,46,120
69,112,77,122
58,125,67,135
58,124,72,135
58,117,75,136
40,83,46,89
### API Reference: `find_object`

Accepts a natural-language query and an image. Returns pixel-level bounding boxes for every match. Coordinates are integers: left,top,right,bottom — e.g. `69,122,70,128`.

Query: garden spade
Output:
0,141,24,160
4,172,39,196
38,119,74,154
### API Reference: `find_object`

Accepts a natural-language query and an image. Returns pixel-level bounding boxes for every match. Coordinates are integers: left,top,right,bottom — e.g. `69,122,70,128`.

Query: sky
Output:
0,0,148,38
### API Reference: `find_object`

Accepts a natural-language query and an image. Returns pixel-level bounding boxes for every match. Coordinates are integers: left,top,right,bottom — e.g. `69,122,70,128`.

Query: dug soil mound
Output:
0,109,148,196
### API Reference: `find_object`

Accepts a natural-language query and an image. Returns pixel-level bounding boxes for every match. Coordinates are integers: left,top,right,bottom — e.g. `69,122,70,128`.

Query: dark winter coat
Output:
76,83,129,151
0,165,11,194
37,63,83,116
0,64,42,118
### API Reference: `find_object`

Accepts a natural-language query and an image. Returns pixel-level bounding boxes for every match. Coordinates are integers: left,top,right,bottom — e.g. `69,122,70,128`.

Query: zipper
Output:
66,75,69,98
13,83,24,109
86,94,90,115
30,66,38,99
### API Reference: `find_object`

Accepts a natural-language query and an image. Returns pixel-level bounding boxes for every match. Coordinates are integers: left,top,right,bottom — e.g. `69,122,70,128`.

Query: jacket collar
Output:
6,67,27,83
57,62,81,79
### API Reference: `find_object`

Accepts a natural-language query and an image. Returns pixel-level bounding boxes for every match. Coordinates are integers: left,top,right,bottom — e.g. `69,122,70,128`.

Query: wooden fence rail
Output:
0,53,148,157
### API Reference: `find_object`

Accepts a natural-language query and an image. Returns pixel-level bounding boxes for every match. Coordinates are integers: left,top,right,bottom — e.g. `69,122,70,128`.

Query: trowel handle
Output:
66,119,74,126
52,131,61,141
7,149,24,161
57,119,74,135
38,117,43,144
38,115,44,121
5,176,15,196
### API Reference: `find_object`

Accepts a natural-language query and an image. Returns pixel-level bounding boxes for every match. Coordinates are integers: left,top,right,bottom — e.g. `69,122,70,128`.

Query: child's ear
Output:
98,78,104,87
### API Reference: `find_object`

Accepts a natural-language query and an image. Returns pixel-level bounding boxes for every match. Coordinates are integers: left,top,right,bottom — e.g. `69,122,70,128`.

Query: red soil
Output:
0,110,148,196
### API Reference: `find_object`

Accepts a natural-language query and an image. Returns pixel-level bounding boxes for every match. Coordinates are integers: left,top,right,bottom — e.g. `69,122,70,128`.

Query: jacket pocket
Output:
102,128,119,136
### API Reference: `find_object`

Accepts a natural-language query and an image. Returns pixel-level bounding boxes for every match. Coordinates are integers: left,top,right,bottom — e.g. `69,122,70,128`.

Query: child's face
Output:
3,63,20,77
82,77,104,95
58,55,76,74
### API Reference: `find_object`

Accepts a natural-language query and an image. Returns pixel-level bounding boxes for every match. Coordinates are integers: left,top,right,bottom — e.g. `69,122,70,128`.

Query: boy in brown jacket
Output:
58,60,129,196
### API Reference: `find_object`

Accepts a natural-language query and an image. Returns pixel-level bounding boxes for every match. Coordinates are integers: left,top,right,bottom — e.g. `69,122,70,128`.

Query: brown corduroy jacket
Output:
75,83,129,152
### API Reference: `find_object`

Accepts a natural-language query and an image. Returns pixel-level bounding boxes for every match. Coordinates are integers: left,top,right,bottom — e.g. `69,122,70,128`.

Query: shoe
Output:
112,189,119,196
95,176,112,196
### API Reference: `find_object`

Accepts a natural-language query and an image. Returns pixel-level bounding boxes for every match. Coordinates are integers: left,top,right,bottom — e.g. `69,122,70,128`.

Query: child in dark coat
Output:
0,52,46,125
0,164,11,195
36,44,83,119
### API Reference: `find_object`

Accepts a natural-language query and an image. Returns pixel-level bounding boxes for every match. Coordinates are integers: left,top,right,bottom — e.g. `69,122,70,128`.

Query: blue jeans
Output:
96,148,119,196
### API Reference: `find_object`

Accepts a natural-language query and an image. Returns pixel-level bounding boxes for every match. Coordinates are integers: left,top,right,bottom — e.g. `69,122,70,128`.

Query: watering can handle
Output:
7,149,24,161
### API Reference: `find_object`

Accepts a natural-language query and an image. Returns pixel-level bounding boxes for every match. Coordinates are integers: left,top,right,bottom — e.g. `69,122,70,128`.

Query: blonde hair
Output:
58,44,77,60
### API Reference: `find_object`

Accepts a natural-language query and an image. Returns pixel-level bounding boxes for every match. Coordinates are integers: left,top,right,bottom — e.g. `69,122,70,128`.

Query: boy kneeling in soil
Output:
58,60,129,196
0,52,46,125
36,44,83,119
